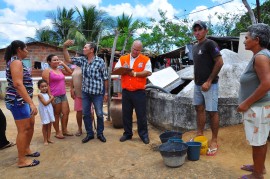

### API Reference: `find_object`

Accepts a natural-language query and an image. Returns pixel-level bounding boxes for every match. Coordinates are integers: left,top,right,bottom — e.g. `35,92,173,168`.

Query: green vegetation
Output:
27,1,270,55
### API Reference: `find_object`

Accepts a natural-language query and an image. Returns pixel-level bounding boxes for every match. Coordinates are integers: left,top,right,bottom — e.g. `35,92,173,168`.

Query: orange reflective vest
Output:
120,54,150,91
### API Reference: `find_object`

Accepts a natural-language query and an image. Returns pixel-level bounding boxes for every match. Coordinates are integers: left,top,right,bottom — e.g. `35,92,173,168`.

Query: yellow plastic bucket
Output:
194,136,208,155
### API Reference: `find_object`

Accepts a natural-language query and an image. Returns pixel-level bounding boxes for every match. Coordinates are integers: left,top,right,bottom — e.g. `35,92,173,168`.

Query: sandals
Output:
55,135,65,139
206,145,218,156
0,142,15,150
239,173,264,179
63,132,74,136
241,164,266,174
25,152,40,157
75,131,82,137
18,159,40,168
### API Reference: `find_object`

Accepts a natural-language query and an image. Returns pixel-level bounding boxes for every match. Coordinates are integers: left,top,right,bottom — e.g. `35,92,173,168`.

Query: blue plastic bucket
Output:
186,142,201,161
159,131,183,143
168,138,183,143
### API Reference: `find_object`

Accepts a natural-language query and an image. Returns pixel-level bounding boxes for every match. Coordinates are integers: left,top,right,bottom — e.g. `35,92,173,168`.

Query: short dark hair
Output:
86,42,97,54
4,40,26,63
37,79,48,88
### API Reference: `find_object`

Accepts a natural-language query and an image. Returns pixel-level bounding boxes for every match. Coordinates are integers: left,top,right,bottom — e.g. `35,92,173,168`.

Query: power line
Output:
175,0,234,19
0,22,101,32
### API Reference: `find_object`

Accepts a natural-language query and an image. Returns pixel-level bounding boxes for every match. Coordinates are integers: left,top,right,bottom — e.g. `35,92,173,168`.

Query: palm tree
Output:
47,7,76,43
75,5,108,42
116,13,141,54
26,27,59,45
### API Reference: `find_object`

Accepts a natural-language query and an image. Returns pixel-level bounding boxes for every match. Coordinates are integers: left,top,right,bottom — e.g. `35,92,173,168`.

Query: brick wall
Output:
0,42,76,77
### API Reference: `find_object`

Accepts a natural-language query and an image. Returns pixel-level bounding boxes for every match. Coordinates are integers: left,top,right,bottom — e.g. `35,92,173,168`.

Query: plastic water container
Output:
159,131,183,143
168,138,183,143
194,136,208,155
186,142,202,161
159,141,188,167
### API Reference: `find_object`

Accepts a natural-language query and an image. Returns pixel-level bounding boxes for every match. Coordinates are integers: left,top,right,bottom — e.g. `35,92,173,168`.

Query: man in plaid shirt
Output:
63,40,108,143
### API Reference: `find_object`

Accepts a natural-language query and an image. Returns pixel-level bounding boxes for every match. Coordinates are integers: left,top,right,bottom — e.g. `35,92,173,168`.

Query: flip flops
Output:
0,142,15,150
239,173,264,179
25,152,40,157
18,159,40,168
63,132,74,136
75,131,82,137
241,164,266,174
206,145,218,156
55,135,65,139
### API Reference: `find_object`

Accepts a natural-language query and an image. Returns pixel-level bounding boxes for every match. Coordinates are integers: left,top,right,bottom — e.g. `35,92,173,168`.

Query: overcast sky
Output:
0,0,259,48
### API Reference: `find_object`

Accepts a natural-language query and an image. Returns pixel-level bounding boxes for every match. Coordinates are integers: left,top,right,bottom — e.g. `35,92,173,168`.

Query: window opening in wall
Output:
34,61,41,69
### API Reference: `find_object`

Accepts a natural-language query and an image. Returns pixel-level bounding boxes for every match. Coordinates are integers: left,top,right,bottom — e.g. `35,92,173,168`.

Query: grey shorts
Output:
193,83,218,111
54,94,68,104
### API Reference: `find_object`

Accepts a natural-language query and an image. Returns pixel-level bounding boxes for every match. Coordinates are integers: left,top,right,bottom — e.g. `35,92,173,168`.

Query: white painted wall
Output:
238,32,253,60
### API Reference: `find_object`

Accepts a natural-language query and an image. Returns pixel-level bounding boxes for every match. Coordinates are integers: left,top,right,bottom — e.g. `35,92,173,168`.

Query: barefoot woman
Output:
238,23,270,179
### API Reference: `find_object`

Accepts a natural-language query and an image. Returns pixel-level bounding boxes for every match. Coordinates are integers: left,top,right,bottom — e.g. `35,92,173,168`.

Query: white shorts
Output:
242,102,270,146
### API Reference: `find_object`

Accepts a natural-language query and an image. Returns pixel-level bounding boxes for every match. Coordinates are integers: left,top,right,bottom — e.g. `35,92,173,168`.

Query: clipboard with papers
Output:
111,67,133,75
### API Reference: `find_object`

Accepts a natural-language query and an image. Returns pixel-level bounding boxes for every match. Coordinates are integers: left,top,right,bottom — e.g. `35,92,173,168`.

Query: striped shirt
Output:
71,56,108,95
5,57,33,105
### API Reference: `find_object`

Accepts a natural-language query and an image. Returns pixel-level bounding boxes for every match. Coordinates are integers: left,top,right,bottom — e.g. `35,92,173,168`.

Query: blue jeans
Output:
82,91,104,136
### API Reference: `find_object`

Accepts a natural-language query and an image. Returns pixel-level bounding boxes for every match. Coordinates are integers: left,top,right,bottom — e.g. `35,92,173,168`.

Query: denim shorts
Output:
193,83,218,111
6,101,31,120
54,94,68,104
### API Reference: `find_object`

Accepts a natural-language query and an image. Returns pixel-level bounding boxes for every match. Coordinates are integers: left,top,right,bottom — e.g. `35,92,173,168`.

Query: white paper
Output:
148,67,179,88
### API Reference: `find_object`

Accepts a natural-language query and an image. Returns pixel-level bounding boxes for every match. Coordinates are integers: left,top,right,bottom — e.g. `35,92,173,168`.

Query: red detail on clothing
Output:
120,54,149,91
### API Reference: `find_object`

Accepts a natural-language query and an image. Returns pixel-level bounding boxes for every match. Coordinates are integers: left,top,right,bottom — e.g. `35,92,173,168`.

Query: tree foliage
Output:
231,0,270,36
26,27,59,45
139,9,192,54
47,7,76,43
212,12,242,36
32,1,270,55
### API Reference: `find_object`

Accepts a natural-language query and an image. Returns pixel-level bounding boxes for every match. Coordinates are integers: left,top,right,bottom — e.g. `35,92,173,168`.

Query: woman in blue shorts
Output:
5,40,39,168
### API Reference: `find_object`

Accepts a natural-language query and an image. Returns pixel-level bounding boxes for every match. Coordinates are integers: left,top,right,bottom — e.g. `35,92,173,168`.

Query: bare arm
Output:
70,80,75,99
59,60,72,75
237,54,270,112
63,39,74,63
10,60,37,115
202,55,224,91
42,69,51,96
38,94,54,106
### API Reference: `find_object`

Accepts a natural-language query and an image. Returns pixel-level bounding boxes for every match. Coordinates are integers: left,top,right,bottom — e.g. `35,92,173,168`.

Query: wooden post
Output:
107,30,119,121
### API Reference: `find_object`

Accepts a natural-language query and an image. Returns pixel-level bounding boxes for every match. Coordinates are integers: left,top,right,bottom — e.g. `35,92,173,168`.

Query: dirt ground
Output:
0,95,270,179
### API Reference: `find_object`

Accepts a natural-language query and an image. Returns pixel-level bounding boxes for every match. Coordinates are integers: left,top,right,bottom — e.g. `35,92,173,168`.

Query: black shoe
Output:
82,135,94,143
97,134,106,143
120,135,132,142
141,137,150,144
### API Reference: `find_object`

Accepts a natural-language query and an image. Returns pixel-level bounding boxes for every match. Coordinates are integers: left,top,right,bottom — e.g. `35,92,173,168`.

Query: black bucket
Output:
159,131,183,143
159,141,188,167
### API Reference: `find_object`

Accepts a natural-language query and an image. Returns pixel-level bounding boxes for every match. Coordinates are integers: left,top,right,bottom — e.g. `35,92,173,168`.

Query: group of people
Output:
1,20,270,179
1,37,152,168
